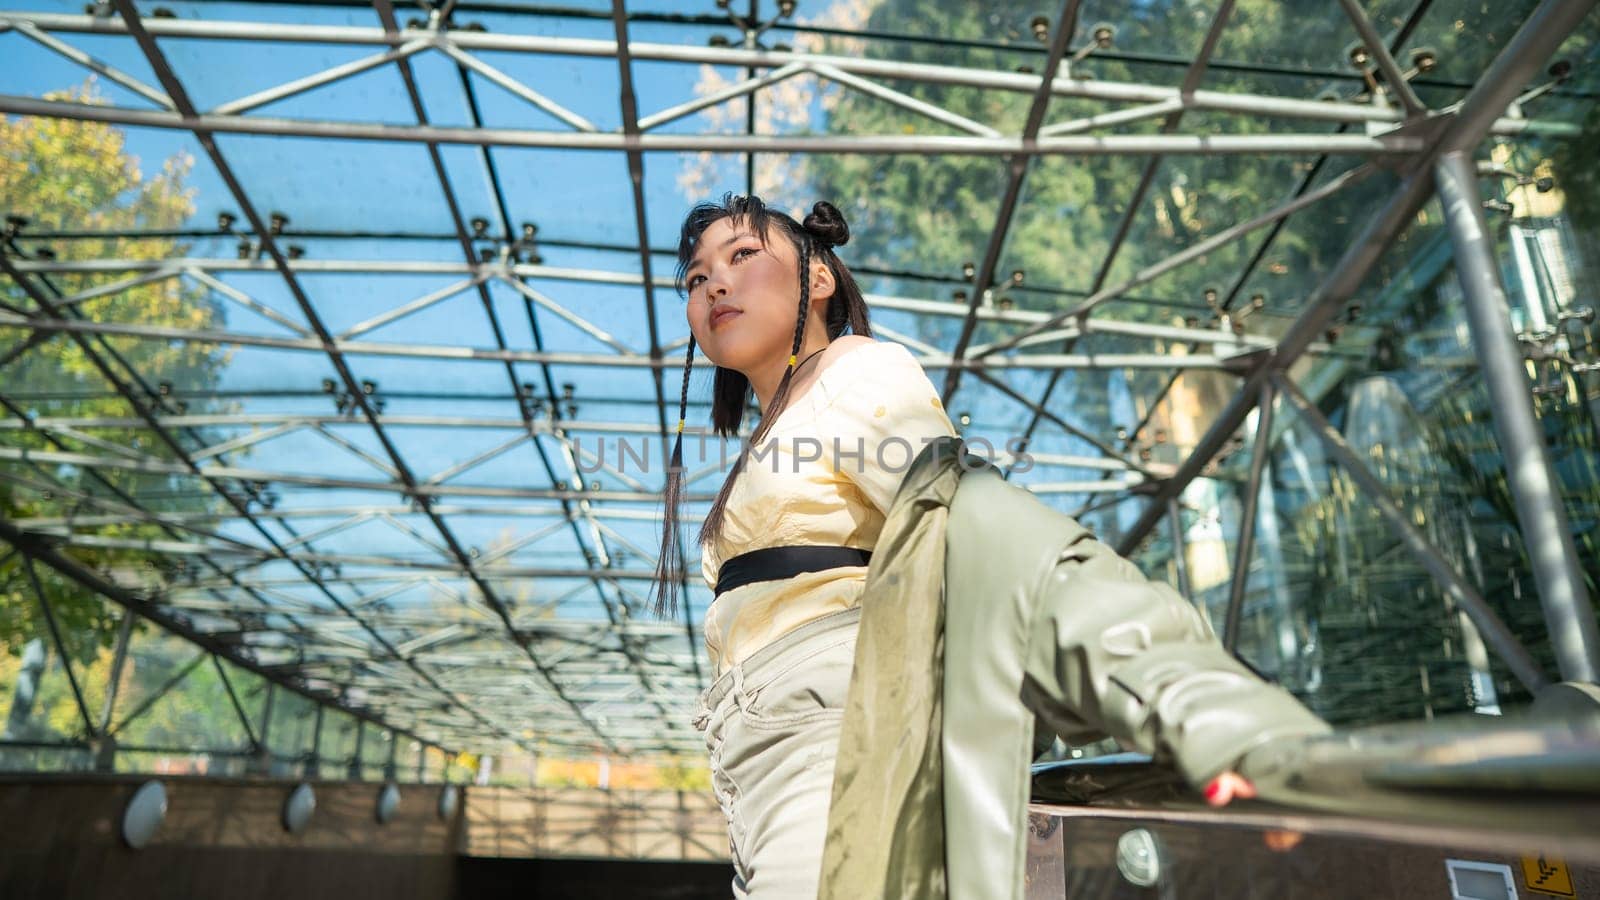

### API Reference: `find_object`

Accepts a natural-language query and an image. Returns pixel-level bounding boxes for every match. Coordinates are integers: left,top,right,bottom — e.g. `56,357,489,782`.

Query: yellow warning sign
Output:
1520,854,1575,898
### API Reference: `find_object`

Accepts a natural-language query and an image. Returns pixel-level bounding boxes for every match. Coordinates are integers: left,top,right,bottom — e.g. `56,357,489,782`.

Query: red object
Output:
1203,780,1222,802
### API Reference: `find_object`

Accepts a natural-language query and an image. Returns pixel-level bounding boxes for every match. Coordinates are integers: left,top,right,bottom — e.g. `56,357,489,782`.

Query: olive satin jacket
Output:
819,437,1331,899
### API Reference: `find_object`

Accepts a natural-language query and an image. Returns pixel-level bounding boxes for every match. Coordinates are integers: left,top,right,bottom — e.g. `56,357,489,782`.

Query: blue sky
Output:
2,0,1176,619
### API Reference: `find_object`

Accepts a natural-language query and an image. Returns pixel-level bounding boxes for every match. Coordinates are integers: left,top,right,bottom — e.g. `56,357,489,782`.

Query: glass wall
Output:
1139,130,1600,727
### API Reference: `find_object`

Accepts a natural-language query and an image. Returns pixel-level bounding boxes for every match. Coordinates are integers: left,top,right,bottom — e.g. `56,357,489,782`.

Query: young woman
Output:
652,194,948,897
653,194,1257,898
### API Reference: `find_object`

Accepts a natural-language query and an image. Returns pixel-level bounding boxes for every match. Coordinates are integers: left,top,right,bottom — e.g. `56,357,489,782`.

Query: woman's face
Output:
683,217,807,374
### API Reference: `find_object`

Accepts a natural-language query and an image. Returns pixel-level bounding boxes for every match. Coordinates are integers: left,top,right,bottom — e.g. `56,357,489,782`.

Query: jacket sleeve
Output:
1018,526,1331,786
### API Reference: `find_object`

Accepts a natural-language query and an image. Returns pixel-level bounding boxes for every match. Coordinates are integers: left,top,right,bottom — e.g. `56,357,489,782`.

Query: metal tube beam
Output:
50,265,182,311
1274,374,1548,692
637,59,806,131
0,95,1432,154
1223,383,1275,653
968,369,1158,479
1,12,1571,135
0,494,457,757
184,267,315,337
1433,0,1595,154
1038,97,1185,137
10,19,174,109
212,654,261,750
212,38,430,115
0,311,1230,369
336,274,486,340
808,62,1002,138
984,162,1377,356
1116,0,1596,558
349,720,365,780
0,411,679,434
24,557,99,738
973,322,1266,357
1004,0,1236,482
0,444,708,501
13,503,664,527
1167,498,1193,603
0,255,1351,328
436,41,598,132
1434,151,1600,683
109,650,208,738
0,256,519,753
307,703,324,779
97,608,135,737
1335,0,1426,117
254,682,276,772
385,726,397,779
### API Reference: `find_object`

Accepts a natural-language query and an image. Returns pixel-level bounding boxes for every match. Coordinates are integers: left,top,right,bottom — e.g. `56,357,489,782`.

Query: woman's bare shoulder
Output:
821,334,926,377
829,333,877,354
812,334,876,374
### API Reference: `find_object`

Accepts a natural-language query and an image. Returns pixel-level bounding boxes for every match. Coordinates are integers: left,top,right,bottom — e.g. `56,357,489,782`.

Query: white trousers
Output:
694,607,860,899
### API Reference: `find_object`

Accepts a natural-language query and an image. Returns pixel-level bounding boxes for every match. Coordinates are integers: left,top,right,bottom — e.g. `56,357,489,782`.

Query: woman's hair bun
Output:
802,200,850,248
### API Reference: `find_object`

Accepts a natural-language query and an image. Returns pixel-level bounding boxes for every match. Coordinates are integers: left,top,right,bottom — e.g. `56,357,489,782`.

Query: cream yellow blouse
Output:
700,340,957,674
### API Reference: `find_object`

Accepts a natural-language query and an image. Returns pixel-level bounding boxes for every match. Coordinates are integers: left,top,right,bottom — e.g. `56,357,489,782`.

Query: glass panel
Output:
114,747,247,777
114,630,252,760
266,687,318,775
215,133,458,233
1222,377,1521,725
995,154,1158,301
809,154,1012,308
155,37,415,122
0,591,102,771
1407,0,1545,88
2,24,170,109
1191,184,1600,724
321,707,362,777
397,733,423,781
128,0,384,26
424,743,447,781
1209,0,1417,89
363,724,392,780
5,0,1595,763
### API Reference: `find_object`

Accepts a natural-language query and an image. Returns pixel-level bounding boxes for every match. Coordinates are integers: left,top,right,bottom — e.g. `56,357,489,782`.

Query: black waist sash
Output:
714,545,873,597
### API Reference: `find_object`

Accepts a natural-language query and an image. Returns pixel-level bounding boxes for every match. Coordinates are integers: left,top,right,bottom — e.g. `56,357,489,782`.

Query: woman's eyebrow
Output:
687,232,756,277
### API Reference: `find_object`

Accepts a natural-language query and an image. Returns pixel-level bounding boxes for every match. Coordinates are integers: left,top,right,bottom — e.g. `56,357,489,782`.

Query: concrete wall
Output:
460,784,728,862
0,775,459,900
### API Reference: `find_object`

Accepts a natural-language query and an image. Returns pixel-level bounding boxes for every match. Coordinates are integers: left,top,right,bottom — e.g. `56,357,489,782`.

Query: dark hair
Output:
650,194,872,618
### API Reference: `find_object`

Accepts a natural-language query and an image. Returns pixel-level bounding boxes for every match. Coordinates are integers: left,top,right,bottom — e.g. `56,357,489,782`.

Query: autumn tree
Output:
1,78,231,752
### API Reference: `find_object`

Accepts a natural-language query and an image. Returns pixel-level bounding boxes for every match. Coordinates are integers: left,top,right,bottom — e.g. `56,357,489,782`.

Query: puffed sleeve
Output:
700,542,719,591
821,341,957,515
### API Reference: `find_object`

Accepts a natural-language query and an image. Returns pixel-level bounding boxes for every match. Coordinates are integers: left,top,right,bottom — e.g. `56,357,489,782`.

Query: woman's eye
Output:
732,247,757,261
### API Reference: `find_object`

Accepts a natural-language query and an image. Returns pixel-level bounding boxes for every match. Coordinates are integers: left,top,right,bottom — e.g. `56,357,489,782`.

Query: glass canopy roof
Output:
2,0,1597,766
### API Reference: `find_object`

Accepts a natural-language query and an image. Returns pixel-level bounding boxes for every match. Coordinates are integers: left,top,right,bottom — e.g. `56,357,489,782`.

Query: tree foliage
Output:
1,79,231,748
789,0,1600,726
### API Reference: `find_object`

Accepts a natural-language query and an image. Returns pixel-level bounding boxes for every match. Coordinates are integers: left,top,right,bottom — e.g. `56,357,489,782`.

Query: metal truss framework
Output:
0,520,463,777
0,0,1596,760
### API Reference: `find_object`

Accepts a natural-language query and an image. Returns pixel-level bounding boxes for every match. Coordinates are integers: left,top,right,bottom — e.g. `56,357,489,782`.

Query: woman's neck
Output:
748,327,831,414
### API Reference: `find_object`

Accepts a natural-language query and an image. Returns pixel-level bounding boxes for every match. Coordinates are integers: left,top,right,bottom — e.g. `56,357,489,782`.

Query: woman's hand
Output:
1202,771,1256,807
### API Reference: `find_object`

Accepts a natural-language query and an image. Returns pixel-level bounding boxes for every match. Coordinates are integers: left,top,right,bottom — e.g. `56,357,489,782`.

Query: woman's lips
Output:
710,306,742,329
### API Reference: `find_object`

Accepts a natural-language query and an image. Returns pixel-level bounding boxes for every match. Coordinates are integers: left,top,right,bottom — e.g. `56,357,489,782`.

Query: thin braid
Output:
650,335,696,618
787,240,812,366
697,237,816,546
676,335,696,434
757,236,812,443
